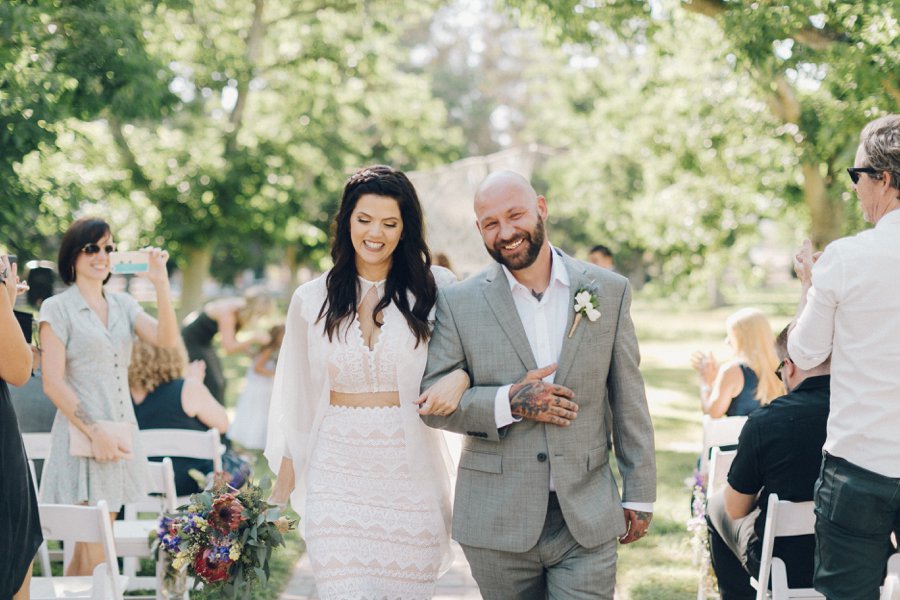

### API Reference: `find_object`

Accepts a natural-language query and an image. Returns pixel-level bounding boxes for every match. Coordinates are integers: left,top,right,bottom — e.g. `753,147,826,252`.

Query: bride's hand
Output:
416,369,470,416
269,457,295,508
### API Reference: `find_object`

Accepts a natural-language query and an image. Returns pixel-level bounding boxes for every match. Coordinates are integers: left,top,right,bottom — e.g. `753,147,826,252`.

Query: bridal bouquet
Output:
155,474,297,598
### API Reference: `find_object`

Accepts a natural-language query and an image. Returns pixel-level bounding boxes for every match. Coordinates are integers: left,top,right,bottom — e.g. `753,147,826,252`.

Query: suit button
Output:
537,452,548,462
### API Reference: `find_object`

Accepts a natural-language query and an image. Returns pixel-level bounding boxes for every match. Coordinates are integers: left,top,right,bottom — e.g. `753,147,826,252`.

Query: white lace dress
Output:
265,270,456,600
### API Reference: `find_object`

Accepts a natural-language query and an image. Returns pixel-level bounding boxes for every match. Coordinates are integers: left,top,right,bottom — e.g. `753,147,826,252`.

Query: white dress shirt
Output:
492,246,652,511
789,209,900,477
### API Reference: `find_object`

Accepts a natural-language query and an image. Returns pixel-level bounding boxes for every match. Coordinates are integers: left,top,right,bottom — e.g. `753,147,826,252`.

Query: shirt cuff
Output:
494,385,520,428
622,502,653,513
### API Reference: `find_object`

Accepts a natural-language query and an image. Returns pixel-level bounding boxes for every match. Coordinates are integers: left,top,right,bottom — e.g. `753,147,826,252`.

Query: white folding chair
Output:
22,431,53,462
700,415,748,477
113,457,178,594
30,500,127,600
22,432,54,576
139,427,224,508
881,553,900,600
697,447,739,600
750,493,822,599
707,447,738,497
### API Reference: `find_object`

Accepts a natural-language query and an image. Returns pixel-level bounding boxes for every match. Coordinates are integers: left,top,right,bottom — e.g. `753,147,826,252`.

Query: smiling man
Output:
420,170,656,599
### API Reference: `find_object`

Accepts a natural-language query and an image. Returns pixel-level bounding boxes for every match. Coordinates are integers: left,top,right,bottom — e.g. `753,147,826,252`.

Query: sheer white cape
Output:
264,266,457,575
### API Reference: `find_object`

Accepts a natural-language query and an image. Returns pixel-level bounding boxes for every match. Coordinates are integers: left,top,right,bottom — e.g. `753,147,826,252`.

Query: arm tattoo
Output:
635,511,652,523
74,402,96,427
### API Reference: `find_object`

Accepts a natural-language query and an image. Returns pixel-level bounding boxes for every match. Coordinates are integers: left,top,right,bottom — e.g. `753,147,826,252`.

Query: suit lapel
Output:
482,265,537,372
554,253,591,386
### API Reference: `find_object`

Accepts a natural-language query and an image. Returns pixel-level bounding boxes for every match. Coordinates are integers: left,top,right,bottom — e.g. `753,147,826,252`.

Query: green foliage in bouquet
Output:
154,474,297,599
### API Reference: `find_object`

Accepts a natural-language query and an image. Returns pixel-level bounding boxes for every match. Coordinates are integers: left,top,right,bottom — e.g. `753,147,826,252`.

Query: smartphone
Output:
1,254,13,283
109,250,150,275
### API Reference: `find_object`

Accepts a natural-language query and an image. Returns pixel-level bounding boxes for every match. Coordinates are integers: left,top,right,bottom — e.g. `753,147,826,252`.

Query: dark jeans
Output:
814,453,900,600
706,492,759,600
708,524,757,600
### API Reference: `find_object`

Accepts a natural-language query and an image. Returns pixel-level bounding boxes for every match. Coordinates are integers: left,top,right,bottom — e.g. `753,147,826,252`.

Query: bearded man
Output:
419,170,657,599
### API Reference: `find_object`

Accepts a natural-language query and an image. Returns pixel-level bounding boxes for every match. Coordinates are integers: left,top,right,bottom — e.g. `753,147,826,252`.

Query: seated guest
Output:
129,338,228,496
705,325,830,599
692,307,783,417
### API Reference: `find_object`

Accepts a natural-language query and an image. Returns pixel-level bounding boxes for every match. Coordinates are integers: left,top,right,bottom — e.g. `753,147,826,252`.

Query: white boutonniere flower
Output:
568,286,601,338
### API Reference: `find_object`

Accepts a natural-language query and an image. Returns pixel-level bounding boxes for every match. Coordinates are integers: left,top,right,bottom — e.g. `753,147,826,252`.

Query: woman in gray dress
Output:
39,217,180,576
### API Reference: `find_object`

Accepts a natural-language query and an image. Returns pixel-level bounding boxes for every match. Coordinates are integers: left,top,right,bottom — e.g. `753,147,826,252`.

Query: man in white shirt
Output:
420,170,656,599
789,114,900,599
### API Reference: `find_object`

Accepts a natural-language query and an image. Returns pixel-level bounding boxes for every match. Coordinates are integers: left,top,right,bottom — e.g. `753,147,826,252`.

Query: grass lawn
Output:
31,290,800,597
198,288,798,598
613,291,794,599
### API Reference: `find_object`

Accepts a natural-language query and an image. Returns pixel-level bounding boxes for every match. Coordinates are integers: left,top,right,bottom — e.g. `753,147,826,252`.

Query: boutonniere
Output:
568,286,600,338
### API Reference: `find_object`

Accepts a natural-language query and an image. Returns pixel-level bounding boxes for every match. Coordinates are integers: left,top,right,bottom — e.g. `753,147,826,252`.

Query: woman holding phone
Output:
0,252,42,600
39,217,180,575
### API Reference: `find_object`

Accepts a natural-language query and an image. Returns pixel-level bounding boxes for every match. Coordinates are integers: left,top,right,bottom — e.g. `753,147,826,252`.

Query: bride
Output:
266,165,468,599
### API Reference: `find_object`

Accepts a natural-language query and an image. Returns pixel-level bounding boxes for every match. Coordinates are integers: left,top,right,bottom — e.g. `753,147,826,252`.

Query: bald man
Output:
420,171,656,599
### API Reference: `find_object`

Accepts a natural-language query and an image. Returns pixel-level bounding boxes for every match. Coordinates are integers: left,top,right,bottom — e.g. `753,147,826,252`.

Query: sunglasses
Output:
775,358,791,379
847,167,880,184
81,243,117,255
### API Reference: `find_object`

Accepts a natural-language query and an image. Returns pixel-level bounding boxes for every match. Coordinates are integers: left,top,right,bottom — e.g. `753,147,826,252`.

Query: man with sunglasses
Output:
705,324,830,599
790,114,900,599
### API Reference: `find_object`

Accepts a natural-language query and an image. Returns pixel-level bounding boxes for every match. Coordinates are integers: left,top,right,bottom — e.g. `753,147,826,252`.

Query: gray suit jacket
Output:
421,250,656,552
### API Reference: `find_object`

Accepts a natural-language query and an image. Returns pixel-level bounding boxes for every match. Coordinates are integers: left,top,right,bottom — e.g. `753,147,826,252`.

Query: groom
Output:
420,171,656,599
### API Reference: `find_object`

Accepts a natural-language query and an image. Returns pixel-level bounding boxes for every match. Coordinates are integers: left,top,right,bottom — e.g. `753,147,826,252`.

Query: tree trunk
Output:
285,243,300,295
707,271,725,309
179,246,213,320
801,163,843,249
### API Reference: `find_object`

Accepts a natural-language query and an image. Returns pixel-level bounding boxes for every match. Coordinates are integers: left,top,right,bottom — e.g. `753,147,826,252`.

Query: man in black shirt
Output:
706,325,830,599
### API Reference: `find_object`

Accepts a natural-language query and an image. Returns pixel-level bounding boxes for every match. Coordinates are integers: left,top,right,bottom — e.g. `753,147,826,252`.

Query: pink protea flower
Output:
208,493,247,534
192,546,232,582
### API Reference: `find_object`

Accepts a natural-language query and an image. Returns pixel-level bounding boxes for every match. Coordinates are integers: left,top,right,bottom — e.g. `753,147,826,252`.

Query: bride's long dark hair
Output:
317,165,436,346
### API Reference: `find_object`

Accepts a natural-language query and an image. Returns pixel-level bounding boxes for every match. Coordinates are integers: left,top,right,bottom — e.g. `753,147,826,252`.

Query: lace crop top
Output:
327,278,400,394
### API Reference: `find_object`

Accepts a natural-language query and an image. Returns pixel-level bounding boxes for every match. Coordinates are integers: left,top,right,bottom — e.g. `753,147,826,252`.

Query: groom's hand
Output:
619,509,652,544
509,363,577,427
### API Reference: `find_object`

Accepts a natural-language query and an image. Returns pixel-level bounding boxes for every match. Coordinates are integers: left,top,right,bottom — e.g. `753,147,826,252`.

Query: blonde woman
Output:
130,338,228,496
181,289,273,405
691,307,783,418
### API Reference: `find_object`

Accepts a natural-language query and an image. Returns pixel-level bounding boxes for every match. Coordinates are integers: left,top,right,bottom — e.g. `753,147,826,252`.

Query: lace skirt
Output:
305,405,442,600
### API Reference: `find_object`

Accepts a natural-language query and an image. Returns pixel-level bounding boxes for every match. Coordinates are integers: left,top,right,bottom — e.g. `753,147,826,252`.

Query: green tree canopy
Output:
4,0,464,312
515,0,898,250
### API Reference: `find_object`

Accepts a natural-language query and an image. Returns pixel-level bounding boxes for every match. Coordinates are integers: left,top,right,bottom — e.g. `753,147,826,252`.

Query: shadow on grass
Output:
630,575,697,600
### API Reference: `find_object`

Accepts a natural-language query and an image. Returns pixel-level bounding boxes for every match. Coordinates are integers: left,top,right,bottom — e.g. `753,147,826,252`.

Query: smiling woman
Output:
265,165,471,599
349,193,404,282
37,217,180,576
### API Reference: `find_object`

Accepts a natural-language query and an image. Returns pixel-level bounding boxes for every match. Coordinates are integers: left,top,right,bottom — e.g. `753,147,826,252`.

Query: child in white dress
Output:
229,324,284,450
